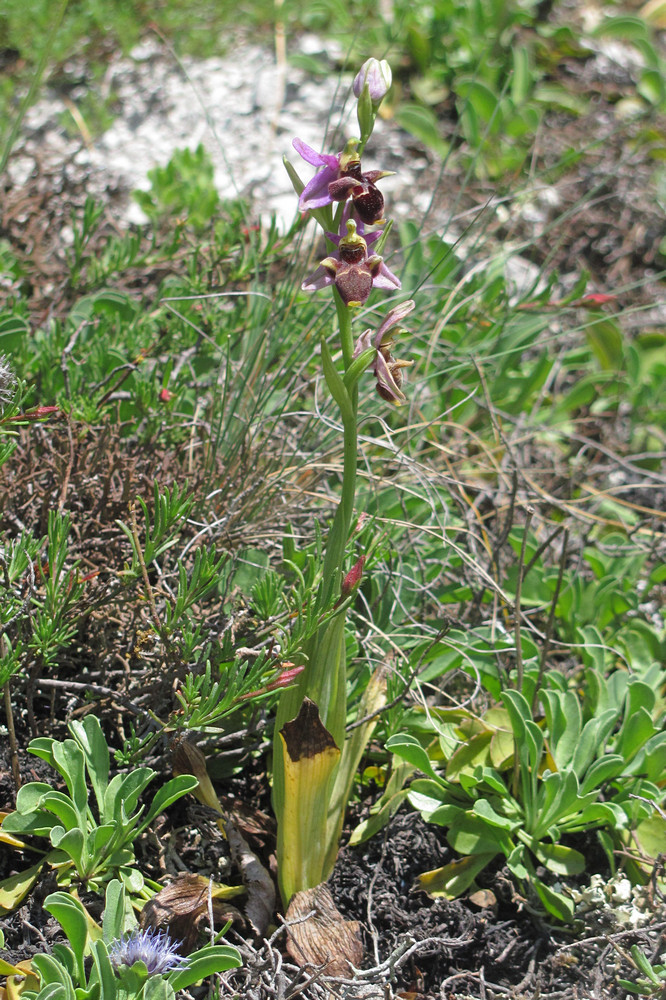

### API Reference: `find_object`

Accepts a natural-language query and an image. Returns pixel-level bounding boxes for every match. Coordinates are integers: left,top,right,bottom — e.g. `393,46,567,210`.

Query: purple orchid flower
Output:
302,214,400,307
293,138,345,212
293,137,392,224
353,299,415,404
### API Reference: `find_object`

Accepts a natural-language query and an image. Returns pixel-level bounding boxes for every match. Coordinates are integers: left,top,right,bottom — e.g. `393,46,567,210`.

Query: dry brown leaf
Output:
285,883,363,977
226,817,276,937
140,873,245,953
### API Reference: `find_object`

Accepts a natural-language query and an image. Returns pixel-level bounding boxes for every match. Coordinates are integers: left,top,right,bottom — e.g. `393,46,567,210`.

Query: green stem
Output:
334,286,354,369
0,0,70,177
319,293,359,606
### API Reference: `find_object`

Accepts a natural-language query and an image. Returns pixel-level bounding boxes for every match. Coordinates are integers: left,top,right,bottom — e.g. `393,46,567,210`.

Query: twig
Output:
129,500,162,632
36,676,145,716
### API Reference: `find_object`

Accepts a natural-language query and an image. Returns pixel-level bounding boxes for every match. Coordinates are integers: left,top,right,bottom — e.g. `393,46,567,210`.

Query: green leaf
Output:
528,840,586,876
634,815,666,861
511,46,533,105
0,860,43,916
394,103,449,158
320,338,354,426
616,706,657,762
447,813,510,857
585,317,624,370
38,791,81,831
144,976,174,1000
472,799,517,831
541,690,582,769
592,15,649,41
102,879,134,942
385,734,440,780
531,876,575,921
44,892,88,981
283,155,304,197
579,755,625,794
457,78,498,122
0,315,30,351
343,348,375,391
110,769,155,824
52,827,87,875
349,789,411,846
446,732,492,780
69,716,110,819
90,939,118,1000
31,954,76,1000
137,776,198,835
166,945,241,989
51,740,88,817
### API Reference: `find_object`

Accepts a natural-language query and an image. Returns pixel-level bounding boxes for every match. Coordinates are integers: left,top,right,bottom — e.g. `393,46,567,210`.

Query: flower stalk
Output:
273,58,415,907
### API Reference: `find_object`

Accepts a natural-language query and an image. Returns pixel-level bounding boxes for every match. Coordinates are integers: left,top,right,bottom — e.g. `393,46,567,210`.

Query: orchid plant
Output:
273,59,417,908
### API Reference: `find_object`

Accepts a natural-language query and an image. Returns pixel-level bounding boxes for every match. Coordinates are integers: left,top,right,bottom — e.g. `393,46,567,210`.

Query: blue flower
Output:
109,927,185,975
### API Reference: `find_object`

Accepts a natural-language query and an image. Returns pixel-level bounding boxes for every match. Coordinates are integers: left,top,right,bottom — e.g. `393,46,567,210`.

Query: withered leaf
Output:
281,698,338,762
140,873,244,953
285,883,363,977
226,817,275,937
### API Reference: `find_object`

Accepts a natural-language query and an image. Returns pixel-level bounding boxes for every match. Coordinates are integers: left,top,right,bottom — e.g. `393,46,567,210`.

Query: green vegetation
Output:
0,1,665,996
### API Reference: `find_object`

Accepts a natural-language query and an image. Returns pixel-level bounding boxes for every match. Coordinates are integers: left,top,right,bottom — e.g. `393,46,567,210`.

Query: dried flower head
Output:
109,927,185,975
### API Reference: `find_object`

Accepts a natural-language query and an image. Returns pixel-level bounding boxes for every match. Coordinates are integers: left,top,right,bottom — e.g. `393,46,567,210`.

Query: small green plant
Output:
0,508,86,688
618,944,666,997
19,879,241,1000
133,145,220,230
381,665,666,920
1,715,197,893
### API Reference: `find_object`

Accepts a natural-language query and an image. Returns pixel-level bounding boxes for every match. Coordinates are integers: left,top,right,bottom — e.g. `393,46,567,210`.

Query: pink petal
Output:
299,169,337,210
374,299,415,341
372,261,401,290
302,265,335,291
352,329,374,358
293,138,340,170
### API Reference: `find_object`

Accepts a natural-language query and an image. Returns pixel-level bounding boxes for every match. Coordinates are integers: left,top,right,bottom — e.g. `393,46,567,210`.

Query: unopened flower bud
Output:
341,556,365,598
353,59,392,104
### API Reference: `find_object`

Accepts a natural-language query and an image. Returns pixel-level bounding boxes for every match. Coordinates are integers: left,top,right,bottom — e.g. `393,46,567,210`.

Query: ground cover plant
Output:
1,1,666,998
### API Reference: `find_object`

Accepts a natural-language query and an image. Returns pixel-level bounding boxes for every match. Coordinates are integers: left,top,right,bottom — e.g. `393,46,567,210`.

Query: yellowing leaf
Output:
277,699,341,905
416,854,495,899
446,732,492,781
0,862,43,917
